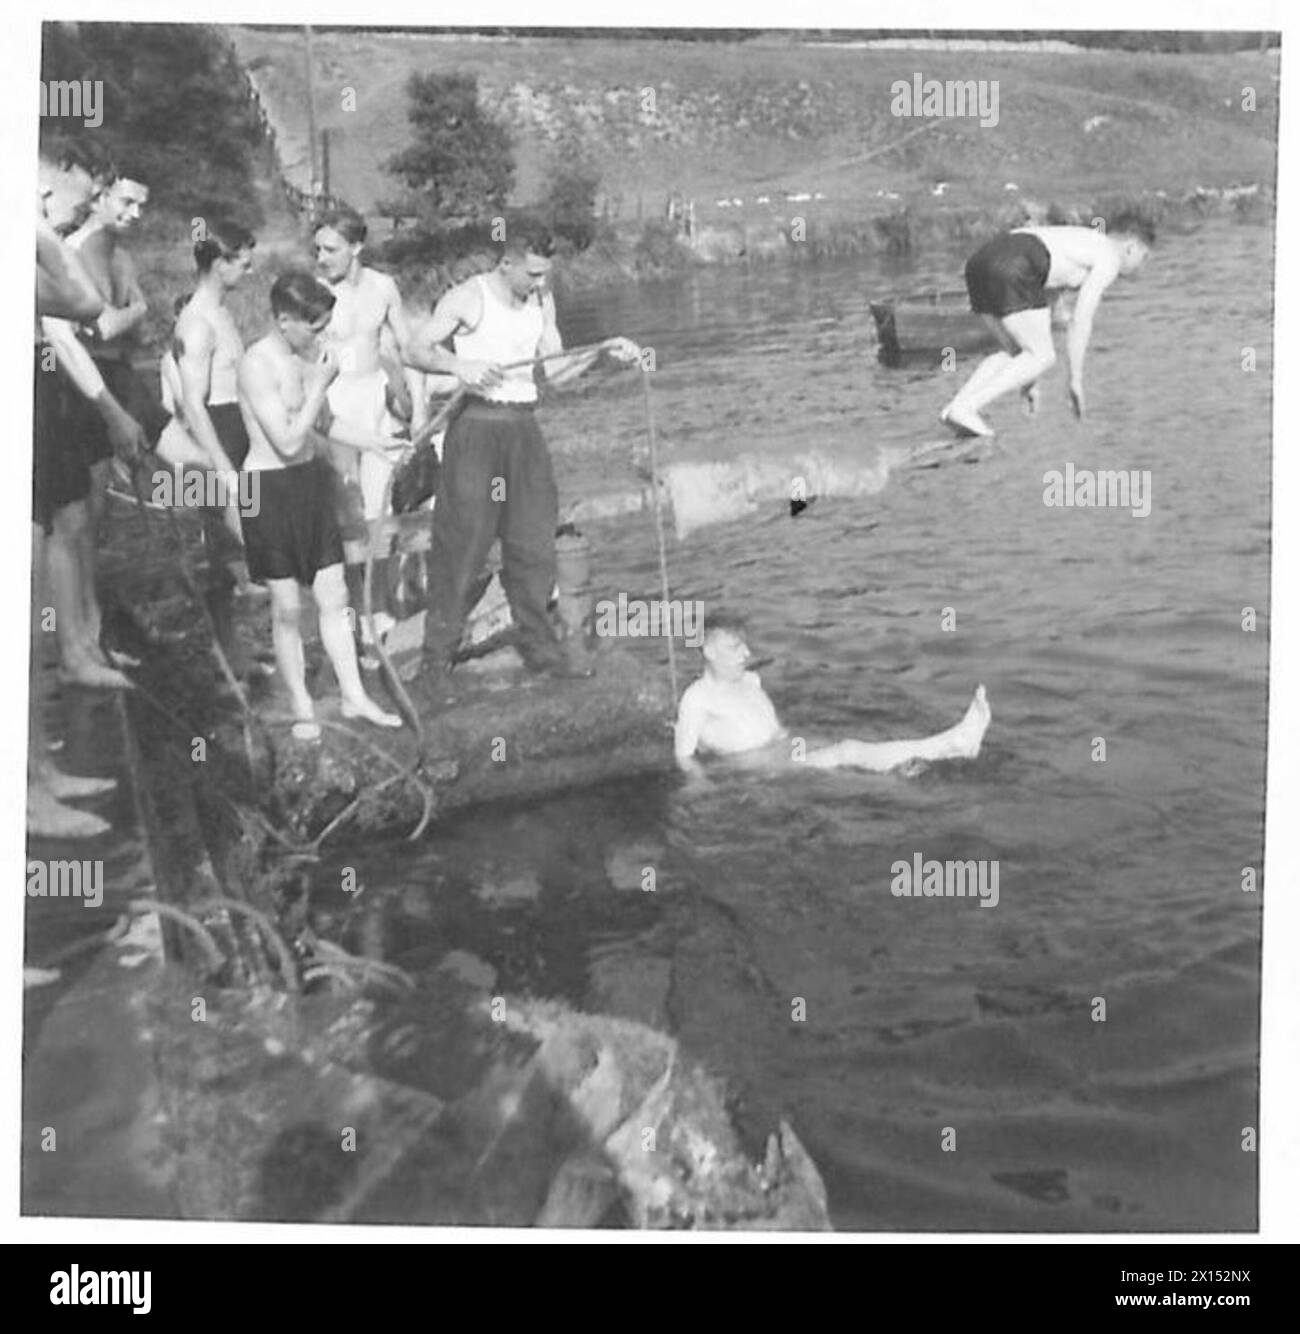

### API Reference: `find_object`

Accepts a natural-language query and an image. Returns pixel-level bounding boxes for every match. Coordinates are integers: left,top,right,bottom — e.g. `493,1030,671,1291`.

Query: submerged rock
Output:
494,998,831,1230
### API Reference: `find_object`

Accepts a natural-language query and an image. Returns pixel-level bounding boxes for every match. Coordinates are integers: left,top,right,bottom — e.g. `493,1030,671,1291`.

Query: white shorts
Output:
327,370,401,522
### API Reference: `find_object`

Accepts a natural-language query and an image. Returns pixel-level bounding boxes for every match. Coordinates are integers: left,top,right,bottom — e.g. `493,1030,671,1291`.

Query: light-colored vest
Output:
453,274,544,404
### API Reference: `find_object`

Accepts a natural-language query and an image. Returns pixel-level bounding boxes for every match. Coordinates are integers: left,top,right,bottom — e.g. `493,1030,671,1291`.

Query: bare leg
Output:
313,564,401,728
28,526,113,837
941,317,1016,435
804,685,991,772
80,460,107,646
947,309,1055,430
48,500,130,688
267,578,318,740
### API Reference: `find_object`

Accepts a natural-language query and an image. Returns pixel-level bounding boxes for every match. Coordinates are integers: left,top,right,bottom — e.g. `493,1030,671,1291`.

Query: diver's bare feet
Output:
940,404,995,439
947,684,992,759
28,786,111,838
24,966,62,990
341,696,403,729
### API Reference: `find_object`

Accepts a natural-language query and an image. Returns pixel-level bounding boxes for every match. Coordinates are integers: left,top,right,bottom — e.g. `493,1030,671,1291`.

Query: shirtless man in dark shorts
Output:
157,220,265,671
237,272,402,740
41,160,158,686
941,215,1154,438
33,139,146,839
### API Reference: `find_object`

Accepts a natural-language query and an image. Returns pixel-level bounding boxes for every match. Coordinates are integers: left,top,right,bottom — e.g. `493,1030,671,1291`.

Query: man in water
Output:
237,271,401,740
40,158,157,687
940,215,1154,437
32,138,146,837
674,616,990,777
312,208,456,647
413,223,640,692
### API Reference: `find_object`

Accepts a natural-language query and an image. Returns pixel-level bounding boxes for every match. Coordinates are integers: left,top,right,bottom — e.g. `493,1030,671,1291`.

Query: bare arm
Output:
93,248,148,342
41,316,147,458
408,283,505,392
238,347,336,463
177,321,238,475
394,310,459,424
36,224,104,322
1065,257,1119,394
540,294,644,387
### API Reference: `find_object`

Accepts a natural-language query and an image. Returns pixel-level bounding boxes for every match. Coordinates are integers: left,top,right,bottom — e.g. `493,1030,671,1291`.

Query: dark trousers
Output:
423,402,558,665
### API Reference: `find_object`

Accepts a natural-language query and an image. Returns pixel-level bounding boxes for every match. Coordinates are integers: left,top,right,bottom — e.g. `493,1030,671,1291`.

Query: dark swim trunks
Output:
239,458,344,587
194,403,253,587
965,231,1052,318
32,349,88,533
207,402,251,470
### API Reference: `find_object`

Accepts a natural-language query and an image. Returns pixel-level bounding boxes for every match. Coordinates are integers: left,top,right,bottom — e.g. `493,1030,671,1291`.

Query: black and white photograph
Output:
8,0,1296,1252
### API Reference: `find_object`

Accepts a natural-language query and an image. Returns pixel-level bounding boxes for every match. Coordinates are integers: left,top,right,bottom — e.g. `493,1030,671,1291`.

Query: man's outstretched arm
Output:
1064,258,1119,417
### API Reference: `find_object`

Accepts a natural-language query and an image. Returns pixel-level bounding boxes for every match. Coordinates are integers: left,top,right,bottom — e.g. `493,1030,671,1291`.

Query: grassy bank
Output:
122,30,1277,350
227,27,1277,288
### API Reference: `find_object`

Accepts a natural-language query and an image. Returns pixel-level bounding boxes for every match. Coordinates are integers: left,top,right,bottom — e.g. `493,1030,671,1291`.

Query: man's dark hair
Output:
96,156,151,189
315,207,367,246
270,270,335,322
37,127,110,180
1107,210,1156,246
702,611,750,646
500,220,556,259
194,219,256,274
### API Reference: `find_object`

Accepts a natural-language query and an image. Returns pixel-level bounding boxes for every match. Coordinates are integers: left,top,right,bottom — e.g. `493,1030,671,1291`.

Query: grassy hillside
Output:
229,27,1278,243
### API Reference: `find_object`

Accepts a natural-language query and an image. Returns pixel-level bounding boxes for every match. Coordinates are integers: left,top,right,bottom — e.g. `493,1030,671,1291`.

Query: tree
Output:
381,72,515,230
41,22,270,224
538,141,602,251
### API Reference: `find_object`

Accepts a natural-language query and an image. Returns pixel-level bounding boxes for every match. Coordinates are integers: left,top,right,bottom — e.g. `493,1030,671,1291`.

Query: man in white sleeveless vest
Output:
415,224,638,691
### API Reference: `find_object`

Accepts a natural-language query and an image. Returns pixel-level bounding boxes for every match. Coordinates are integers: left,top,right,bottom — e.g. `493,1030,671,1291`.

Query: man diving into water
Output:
674,616,990,777
941,215,1154,438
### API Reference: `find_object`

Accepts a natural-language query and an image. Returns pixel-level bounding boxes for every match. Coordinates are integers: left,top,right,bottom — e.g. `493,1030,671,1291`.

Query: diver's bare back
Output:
1012,225,1114,290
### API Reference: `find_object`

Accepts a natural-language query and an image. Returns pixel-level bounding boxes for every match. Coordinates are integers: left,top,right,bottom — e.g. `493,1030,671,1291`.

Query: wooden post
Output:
304,24,319,196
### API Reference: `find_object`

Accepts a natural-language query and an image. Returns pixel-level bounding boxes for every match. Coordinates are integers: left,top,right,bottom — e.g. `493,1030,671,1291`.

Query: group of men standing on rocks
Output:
32,127,641,840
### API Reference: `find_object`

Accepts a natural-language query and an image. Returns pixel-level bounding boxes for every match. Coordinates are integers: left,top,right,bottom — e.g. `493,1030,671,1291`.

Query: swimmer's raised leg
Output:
804,685,990,771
